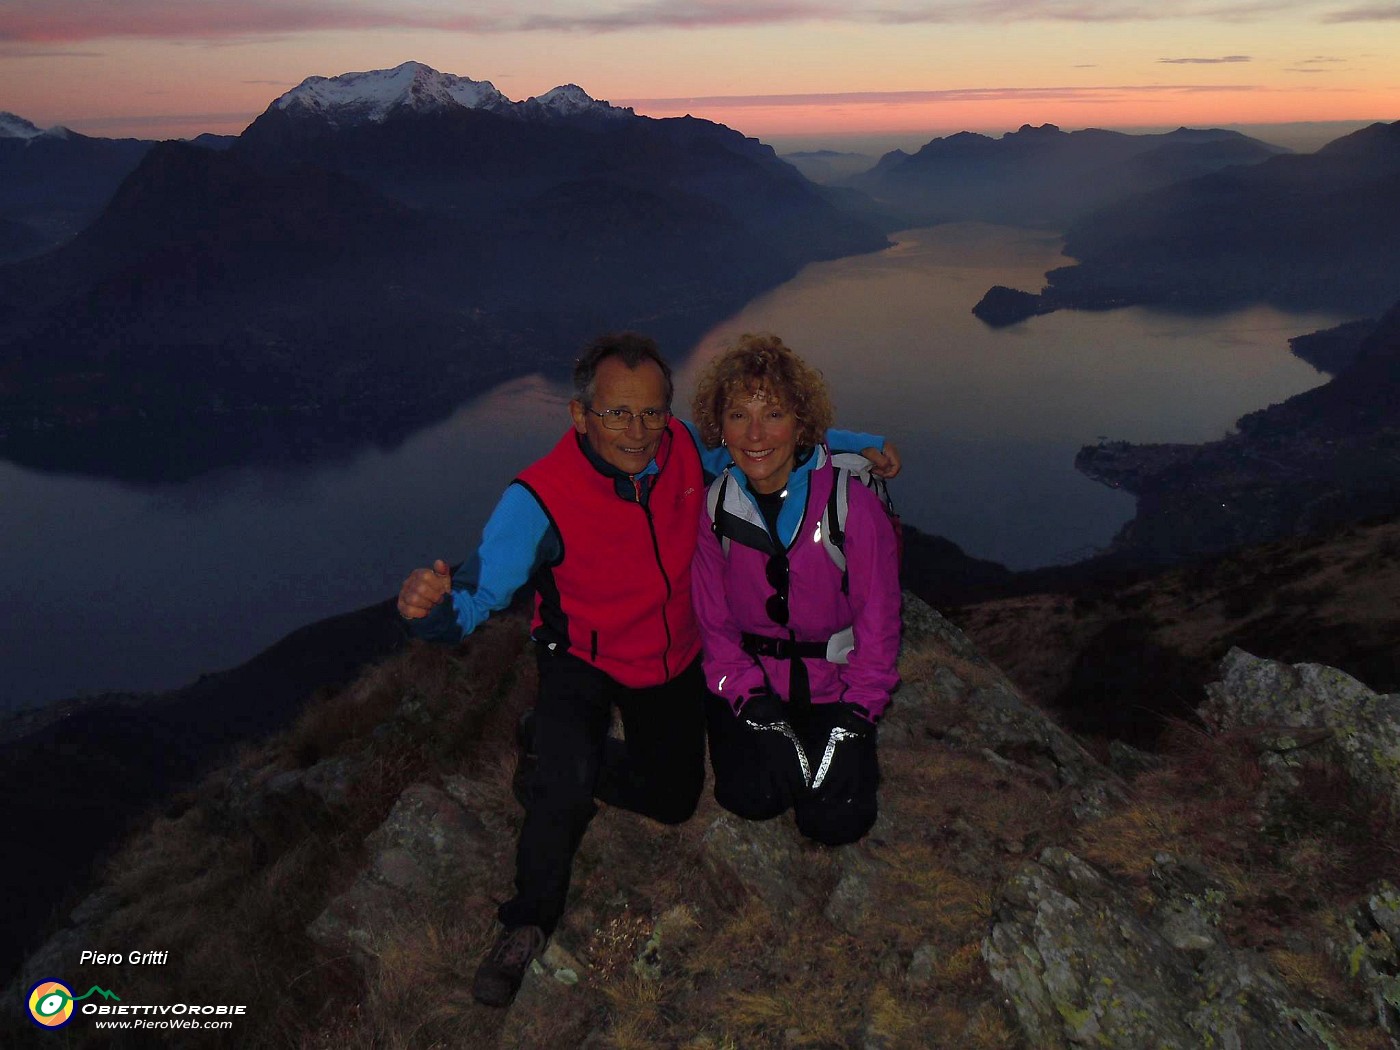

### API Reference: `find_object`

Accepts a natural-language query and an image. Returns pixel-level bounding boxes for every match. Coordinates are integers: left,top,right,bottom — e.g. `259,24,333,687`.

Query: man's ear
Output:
569,399,588,434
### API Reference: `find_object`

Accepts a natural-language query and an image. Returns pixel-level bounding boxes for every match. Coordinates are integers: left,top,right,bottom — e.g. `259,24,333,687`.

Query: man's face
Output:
569,356,669,476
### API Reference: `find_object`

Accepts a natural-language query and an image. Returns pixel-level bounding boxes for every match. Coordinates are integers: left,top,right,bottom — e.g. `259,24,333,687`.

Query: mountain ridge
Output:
0,63,887,482
850,122,1288,229
6,590,1399,1047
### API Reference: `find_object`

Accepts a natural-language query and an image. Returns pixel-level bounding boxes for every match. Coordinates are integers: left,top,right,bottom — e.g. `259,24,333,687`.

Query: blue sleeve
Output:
679,419,732,479
827,428,883,454
679,419,884,475
406,483,557,644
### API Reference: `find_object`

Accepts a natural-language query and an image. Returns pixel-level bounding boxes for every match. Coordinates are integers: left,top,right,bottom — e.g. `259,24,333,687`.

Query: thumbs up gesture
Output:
397,559,452,619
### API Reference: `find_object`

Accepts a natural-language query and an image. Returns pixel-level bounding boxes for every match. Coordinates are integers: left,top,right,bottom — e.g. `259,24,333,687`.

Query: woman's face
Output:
722,389,798,495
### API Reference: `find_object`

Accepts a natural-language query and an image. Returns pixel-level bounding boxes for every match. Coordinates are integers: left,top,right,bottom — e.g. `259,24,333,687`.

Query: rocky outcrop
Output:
897,593,1125,819
979,646,1400,1049
983,847,1339,1049
1201,647,1400,811
308,779,493,962
1344,881,1400,1036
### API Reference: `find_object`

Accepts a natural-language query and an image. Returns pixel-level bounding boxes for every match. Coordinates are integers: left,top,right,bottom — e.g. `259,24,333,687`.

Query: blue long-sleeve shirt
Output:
408,421,883,643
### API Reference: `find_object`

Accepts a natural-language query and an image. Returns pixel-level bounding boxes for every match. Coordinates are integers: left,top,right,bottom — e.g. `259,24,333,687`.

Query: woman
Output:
690,333,901,845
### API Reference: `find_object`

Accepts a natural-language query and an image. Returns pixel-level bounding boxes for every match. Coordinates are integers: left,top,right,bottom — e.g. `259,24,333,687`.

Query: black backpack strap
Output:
824,467,850,595
708,472,731,553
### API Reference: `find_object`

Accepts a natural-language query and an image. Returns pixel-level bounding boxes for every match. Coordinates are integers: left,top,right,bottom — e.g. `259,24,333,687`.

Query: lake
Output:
0,223,1349,711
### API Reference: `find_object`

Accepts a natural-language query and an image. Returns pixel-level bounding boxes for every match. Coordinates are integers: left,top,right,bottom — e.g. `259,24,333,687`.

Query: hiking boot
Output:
512,709,538,808
472,924,546,1007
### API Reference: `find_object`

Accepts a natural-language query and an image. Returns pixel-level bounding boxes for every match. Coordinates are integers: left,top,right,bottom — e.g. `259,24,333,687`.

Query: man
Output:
398,332,897,1006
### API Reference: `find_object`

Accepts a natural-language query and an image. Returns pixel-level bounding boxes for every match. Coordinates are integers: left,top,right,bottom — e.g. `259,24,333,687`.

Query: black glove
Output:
808,702,876,803
737,690,812,793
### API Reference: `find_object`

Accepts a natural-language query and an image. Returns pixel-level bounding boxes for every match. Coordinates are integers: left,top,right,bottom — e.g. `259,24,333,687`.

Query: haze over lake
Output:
1,223,1347,712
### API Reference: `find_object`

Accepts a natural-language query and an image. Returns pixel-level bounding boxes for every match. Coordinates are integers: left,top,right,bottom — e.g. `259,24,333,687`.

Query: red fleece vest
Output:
516,419,703,688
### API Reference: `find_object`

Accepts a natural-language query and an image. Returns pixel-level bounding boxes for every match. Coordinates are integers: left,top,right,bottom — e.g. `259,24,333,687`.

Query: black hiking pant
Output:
498,646,706,935
704,690,879,846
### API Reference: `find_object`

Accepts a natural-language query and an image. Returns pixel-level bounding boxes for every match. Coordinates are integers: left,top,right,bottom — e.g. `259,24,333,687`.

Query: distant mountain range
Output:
971,119,1400,324
1045,119,1400,315
0,112,154,260
0,63,886,481
849,123,1288,228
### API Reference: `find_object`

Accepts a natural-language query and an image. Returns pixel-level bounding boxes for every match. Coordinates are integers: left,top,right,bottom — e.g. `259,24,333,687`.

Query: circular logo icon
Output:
28,980,75,1029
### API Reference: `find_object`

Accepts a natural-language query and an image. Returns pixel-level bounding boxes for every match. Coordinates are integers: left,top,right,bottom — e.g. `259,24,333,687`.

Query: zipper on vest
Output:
590,630,598,662
642,499,673,683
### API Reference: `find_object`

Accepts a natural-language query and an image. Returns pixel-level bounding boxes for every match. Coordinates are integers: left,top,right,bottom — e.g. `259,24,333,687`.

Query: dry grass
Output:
43,615,533,1049
899,635,1006,697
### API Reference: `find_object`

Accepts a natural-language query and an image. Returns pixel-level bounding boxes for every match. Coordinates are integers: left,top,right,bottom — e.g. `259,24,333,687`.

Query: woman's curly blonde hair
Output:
690,333,834,450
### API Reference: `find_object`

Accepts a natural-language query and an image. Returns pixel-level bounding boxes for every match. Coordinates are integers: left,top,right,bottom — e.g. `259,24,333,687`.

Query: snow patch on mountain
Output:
522,84,634,122
272,61,512,126
0,112,45,139
267,62,634,128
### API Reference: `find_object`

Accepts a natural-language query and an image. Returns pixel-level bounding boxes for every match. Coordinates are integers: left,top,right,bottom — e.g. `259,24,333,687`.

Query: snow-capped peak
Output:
522,84,634,122
0,111,45,139
271,61,511,126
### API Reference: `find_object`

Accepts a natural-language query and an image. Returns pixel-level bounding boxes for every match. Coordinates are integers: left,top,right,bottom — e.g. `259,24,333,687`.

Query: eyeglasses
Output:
765,552,789,625
586,407,670,431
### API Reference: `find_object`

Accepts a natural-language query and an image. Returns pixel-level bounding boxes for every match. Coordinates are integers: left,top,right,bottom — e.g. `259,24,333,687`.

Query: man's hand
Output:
397,559,452,619
860,440,901,479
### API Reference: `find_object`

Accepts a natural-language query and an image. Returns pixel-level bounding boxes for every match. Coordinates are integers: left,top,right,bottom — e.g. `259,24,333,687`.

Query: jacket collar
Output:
726,445,826,547
576,427,666,503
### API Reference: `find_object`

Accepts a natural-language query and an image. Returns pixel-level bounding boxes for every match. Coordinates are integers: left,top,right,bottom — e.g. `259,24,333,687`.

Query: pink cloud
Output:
0,0,492,43
1325,2,1400,18
622,84,1270,110
0,0,1371,44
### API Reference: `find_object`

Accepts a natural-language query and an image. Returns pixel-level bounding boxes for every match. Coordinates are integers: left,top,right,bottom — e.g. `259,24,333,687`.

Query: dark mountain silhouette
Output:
849,123,1287,228
1289,318,1378,375
0,141,518,480
0,67,885,482
1044,119,1400,314
0,119,155,259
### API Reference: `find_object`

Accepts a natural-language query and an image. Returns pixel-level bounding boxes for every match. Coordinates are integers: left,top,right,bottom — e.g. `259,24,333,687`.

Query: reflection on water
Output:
680,224,1344,569
0,376,575,712
0,224,1352,710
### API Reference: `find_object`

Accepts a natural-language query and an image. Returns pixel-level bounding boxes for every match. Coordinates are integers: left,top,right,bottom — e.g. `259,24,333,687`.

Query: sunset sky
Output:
1,0,1397,149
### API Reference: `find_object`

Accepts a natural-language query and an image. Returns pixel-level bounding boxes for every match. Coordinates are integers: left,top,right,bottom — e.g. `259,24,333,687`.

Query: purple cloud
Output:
1158,54,1251,63
0,0,1378,43
1325,3,1400,18
0,44,102,57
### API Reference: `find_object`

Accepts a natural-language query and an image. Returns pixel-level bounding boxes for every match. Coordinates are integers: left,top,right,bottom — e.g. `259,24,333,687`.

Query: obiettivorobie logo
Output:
25,976,248,1032
27,980,120,1029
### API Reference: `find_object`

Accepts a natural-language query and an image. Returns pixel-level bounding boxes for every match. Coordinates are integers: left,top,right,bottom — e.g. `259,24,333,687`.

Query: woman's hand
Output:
860,440,901,479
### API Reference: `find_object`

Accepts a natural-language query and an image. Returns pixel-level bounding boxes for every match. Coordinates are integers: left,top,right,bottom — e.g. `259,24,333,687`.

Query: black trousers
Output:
498,647,707,934
705,691,879,846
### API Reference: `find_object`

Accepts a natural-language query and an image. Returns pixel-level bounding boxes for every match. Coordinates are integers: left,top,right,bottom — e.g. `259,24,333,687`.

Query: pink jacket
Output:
691,448,901,722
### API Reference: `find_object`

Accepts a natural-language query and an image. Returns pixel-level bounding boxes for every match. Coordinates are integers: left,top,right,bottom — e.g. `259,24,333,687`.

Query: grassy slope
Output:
9,591,1399,1048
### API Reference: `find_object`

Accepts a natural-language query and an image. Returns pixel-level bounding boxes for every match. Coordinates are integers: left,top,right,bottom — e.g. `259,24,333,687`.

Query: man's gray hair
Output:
572,332,674,408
